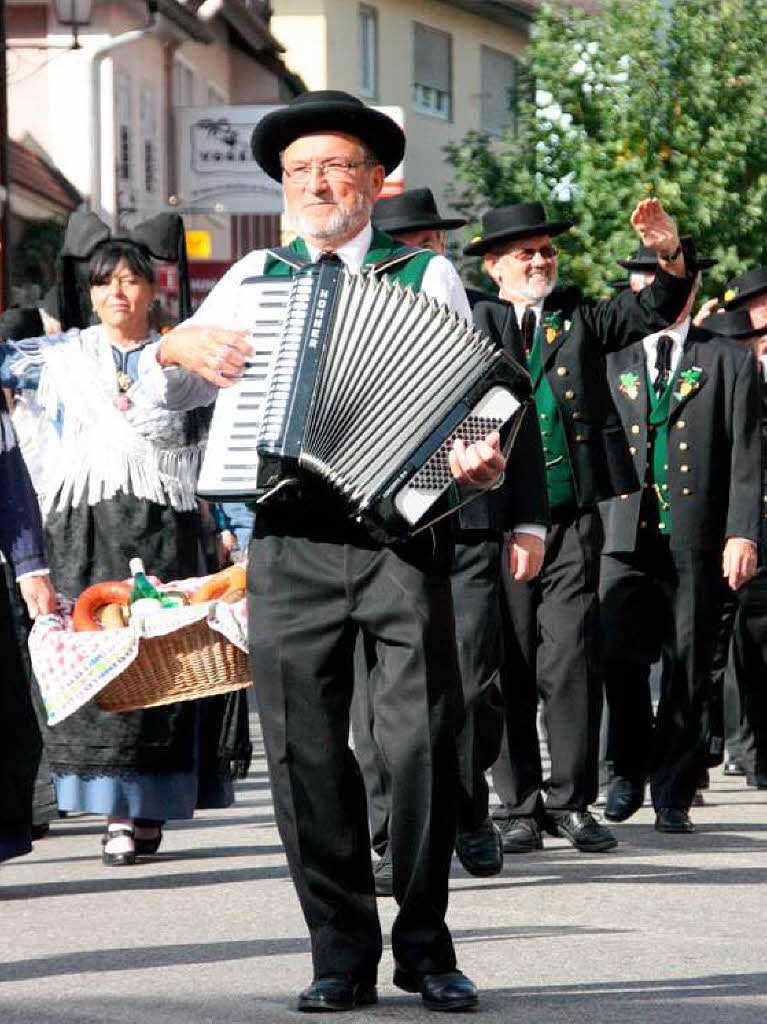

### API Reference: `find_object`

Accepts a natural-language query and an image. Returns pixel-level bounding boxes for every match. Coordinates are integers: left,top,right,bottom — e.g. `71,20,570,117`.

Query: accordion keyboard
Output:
196,277,293,500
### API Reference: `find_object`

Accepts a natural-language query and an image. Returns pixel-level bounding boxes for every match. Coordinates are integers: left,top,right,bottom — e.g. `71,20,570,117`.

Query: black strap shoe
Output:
498,816,543,854
393,966,479,1011
102,826,137,867
455,817,503,876
654,808,695,833
604,778,645,822
297,975,377,1012
548,810,618,852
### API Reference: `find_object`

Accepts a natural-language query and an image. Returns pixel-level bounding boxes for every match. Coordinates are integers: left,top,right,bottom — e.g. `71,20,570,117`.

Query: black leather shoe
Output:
548,810,618,852
373,856,393,897
654,808,695,833
134,828,163,856
297,975,377,1012
102,826,137,866
604,778,645,822
393,966,479,1012
455,818,503,876
746,772,767,789
723,759,747,776
498,816,543,854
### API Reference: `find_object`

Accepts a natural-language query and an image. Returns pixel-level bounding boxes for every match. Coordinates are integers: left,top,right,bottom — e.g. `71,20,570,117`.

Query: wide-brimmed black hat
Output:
463,201,572,257
702,309,767,340
617,236,716,273
723,266,767,310
373,188,466,234
251,90,405,182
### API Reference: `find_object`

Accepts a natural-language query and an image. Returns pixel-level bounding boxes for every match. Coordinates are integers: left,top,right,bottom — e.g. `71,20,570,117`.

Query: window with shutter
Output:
481,46,518,136
413,22,452,120
358,5,378,99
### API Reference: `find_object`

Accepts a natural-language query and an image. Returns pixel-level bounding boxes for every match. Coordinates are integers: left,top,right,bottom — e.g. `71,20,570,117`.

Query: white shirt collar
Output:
305,223,373,272
512,299,545,329
760,354,767,383
643,318,690,381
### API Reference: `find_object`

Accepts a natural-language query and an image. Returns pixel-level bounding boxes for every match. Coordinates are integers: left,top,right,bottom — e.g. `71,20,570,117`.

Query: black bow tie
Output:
520,308,537,354
655,334,673,395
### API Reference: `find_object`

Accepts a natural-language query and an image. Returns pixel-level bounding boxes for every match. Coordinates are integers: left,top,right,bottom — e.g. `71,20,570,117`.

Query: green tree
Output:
446,0,767,297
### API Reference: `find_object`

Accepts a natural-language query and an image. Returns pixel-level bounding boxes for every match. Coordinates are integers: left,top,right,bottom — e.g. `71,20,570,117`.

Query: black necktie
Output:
655,334,673,395
318,251,343,264
521,308,536,355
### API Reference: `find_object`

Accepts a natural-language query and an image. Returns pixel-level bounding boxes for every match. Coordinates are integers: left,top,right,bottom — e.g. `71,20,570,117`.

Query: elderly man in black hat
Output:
350,188,548,887
599,246,761,832
141,92,512,1013
463,198,692,854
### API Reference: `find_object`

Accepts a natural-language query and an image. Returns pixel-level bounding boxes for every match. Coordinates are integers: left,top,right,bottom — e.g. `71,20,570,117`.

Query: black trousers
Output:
492,509,603,817
709,589,752,768
247,528,461,981
600,534,724,810
351,537,505,844
728,567,767,775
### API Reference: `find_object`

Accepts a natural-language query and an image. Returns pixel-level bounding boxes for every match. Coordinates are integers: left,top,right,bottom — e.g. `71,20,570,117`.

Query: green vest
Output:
527,326,576,510
642,368,675,535
263,228,436,289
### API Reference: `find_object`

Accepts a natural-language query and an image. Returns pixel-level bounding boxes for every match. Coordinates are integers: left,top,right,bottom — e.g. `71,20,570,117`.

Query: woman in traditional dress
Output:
0,214,250,866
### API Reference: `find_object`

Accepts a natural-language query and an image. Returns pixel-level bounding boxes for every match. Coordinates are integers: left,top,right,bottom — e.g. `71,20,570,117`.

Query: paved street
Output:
2,714,766,1024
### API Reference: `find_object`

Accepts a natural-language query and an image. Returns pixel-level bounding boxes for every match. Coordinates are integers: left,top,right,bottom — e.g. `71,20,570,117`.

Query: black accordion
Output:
197,261,532,540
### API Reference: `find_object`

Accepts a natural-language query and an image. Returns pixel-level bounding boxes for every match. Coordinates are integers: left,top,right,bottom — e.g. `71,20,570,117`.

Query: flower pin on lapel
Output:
544,312,563,344
618,371,641,400
675,366,703,400
724,287,738,304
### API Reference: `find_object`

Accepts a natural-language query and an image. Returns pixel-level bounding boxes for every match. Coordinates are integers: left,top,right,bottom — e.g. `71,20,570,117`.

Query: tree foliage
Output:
446,0,767,297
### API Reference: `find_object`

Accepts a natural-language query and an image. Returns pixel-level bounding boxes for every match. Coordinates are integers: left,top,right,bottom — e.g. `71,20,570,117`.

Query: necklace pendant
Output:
114,394,132,412
117,372,133,394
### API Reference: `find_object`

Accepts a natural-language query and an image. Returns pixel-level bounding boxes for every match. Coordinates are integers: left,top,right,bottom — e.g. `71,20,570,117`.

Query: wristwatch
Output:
659,241,682,262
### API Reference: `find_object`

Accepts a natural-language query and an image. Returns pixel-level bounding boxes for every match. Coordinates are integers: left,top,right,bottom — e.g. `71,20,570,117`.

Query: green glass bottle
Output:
128,557,163,622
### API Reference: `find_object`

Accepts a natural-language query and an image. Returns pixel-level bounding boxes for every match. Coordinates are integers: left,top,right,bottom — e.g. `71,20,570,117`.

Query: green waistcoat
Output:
642,368,675,535
527,327,576,510
263,228,436,289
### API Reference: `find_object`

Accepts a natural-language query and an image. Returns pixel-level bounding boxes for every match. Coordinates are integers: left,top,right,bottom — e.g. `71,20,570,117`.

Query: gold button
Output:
763,495,767,504
557,366,568,376
575,435,586,442
658,522,666,530
677,420,685,429
631,424,640,435
682,487,692,496
539,413,548,420
620,493,629,500
629,446,636,455
662,483,668,490
565,389,575,399
664,463,669,470
572,411,583,421
681,464,689,473
640,521,647,528
679,441,688,451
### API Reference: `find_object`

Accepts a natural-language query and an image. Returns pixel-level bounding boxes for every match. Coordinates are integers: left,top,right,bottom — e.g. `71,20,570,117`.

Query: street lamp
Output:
52,0,94,51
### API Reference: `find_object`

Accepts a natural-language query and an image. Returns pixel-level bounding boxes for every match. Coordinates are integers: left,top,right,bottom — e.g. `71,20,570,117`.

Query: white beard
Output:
289,192,373,245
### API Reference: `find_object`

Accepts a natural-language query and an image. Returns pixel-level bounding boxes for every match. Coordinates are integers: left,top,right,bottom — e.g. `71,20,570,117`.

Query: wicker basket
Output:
95,617,252,712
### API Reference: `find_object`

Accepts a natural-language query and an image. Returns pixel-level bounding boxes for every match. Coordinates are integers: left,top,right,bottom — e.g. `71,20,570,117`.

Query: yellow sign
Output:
185,230,212,260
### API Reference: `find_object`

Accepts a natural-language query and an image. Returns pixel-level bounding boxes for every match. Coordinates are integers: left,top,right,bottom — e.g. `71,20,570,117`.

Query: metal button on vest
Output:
620,493,629,500
682,487,692,496
679,441,689,451
680,464,689,473
640,520,647,528
659,522,666,530
565,389,575,399
676,420,685,429
572,411,583,420
539,413,548,420
629,445,636,455
575,434,586,442
557,366,568,376
631,424,640,435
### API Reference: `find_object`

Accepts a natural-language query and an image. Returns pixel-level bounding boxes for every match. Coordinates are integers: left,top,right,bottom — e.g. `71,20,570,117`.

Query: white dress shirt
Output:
642,318,689,386
512,300,545,333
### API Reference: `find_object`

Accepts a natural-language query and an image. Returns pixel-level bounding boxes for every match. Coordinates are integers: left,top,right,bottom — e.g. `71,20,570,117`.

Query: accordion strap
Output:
265,244,426,277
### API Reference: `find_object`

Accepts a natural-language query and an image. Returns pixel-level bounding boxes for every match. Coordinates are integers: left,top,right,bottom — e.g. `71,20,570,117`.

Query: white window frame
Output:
358,4,378,100
173,56,195,107
412,22,452,122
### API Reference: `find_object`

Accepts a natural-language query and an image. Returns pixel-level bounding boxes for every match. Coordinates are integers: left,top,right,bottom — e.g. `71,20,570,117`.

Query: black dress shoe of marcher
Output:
604,779,645,822
654,809,695,833
134,828,163,856
549,810,618,851
373,856,393,897
455,818,503,876
499,816,543,853
393,966,479,1012
723,759,747,776
746,772,767,789
101,826,137,867
297,976,377,1012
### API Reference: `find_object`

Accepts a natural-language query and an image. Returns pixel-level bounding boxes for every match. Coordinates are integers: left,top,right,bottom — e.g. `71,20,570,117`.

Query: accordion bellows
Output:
198,262,531,540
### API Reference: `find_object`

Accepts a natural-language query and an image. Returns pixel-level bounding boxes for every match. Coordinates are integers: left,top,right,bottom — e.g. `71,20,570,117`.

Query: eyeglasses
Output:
281,159,377,183
510,245,558,263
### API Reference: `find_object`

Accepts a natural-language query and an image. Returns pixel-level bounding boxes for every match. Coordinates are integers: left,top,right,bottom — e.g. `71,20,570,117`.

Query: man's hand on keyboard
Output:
158,326,253,388
448,430,505,489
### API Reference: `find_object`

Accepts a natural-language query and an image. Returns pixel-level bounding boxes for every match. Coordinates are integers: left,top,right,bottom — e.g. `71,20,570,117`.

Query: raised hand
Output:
630,198,680,257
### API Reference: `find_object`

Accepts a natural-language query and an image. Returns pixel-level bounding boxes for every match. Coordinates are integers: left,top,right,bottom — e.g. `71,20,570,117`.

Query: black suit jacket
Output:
527,266,693,510
459,291,549,535
600,325,761,553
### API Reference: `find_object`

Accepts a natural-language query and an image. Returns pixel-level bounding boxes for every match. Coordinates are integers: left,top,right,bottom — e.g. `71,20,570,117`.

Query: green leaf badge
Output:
543,312,563,343
618,371,641,400
675,366,703,400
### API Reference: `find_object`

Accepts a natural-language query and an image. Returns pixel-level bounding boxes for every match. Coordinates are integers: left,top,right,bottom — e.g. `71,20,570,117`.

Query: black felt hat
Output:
373,188,466,234
0,307,45,341
723,266,767,310
463,201,572,257
618,236,716,273
251,90,405,182
701,309,767,340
